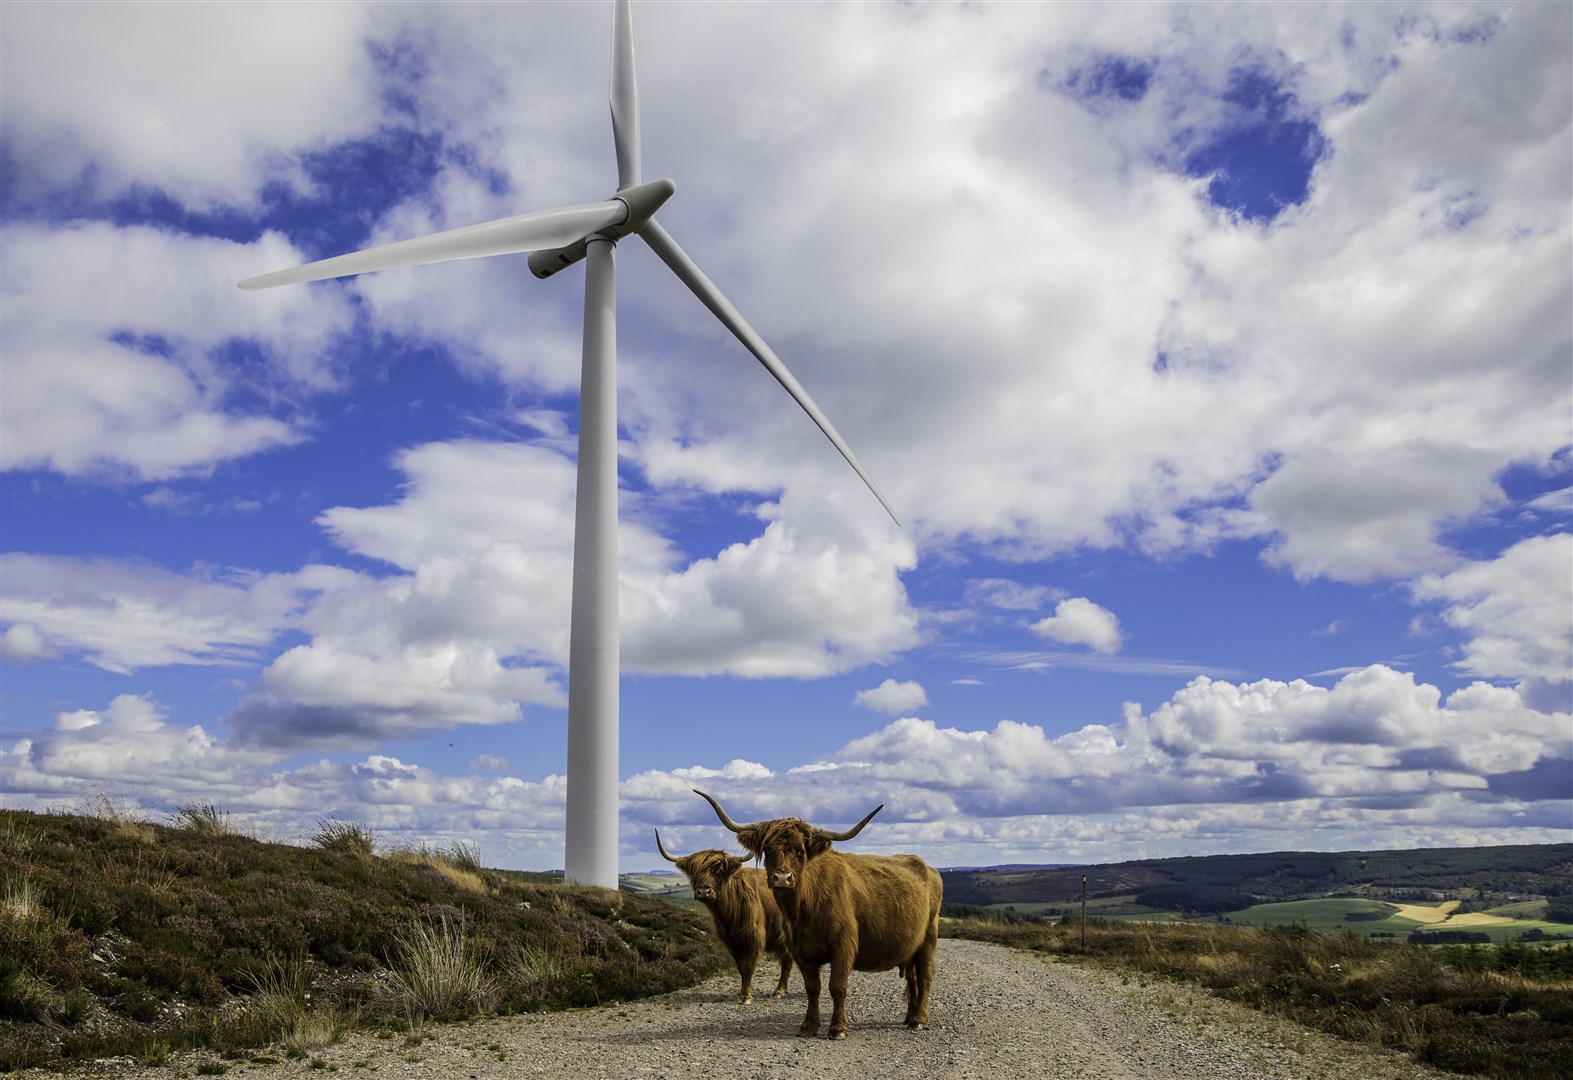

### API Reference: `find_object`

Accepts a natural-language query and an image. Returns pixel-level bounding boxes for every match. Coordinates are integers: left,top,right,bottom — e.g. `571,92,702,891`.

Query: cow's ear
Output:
806,834,833,859
718,856,742,878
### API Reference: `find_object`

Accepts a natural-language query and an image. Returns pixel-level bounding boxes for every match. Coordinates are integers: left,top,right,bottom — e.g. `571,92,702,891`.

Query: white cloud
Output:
1031,598,1123,654
3,2,387,208
1,222,354,480
855,679,929,716
0,696,571,868
1413,534,1573,682
652,664,1569,859
0,623,52,663
5,694,273,795
230,635,564,749
964,579,1060,612
620,492,921,678
5,663,1565,870
0,555,356,674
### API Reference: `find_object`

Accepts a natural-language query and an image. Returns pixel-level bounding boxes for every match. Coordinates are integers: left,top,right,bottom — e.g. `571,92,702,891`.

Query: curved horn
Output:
818,804,883,843
693,789,761,835
653,828,682,864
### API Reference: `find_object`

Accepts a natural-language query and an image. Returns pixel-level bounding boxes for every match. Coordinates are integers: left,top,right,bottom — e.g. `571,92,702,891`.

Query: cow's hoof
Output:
828,1030,847,1041
740,997,753,1005
797,1027,819,1038
772,989,788,999
905,1021,927,1031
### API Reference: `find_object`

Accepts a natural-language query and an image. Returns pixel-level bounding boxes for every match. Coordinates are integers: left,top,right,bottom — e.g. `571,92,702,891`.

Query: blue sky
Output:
3,1,1569,871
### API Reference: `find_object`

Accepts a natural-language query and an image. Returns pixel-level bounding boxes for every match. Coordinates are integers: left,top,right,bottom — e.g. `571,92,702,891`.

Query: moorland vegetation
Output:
0,804,725,1072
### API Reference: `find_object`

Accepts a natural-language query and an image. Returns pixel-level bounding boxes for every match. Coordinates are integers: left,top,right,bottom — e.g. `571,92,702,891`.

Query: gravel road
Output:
51,939,1454,1080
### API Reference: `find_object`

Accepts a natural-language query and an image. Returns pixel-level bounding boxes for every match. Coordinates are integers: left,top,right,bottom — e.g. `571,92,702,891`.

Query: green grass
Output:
0,807,726,1072
945,915,1573,1079
1222,897,1425,935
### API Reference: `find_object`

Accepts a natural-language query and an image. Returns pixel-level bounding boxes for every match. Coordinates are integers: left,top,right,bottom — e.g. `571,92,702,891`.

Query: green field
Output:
1220,897,1423,935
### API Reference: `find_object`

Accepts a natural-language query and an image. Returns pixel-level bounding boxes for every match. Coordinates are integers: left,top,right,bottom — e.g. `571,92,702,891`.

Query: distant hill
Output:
940,843,1573,914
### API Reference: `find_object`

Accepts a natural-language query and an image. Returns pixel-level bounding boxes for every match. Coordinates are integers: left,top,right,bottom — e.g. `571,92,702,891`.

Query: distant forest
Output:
940,843,1573,915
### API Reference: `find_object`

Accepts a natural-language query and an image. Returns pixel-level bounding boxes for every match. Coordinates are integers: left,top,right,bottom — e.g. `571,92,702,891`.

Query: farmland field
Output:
1216,898,1572,942
980,895,1573,942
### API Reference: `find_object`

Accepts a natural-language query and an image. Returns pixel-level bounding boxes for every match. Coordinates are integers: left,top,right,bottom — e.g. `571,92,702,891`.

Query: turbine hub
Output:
528,178,676,279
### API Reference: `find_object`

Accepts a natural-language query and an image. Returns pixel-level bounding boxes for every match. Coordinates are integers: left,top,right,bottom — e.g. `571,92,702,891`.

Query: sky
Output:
2,1,1570,873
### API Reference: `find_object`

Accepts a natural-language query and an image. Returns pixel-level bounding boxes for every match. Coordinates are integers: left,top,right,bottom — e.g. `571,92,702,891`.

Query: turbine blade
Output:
640,220,900,525
610,0,641,189
238,201,627,290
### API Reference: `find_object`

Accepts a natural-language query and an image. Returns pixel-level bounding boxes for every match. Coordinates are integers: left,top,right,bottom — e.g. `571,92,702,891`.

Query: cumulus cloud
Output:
3,694,273,797
1412,534,1573,682
0,623,52,663
0,695,571,867
0,556,356,674
1031,598,1123,654
5,663,1566,870
2,2,386,208
855,679,929,716
1,222,354,480
649,664,1570,861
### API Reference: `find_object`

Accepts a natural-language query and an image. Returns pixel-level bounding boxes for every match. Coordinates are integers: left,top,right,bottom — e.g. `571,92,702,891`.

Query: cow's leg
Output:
736,951,756,1004
904,933,937,1030
797,962,822,1036
826,944,855,1040
771,950,791,998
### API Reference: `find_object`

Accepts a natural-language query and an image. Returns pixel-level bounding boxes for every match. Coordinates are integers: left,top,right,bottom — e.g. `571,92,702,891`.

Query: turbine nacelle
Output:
529,177,676,280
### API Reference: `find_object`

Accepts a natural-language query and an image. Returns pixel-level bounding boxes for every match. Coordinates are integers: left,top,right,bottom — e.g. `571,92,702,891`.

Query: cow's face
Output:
676,849,743,904
753,819,831,892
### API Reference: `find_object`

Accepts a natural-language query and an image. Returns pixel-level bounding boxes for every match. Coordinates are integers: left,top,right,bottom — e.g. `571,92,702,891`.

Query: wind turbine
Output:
239,0,897,888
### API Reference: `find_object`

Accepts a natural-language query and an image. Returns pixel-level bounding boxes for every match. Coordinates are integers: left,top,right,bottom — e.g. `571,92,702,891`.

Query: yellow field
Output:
1389,900,1511,927
1390,900,1459,923
1444,912,1515,927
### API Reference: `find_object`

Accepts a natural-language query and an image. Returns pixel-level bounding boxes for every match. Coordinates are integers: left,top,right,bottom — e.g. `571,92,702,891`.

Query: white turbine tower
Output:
239,0,897,888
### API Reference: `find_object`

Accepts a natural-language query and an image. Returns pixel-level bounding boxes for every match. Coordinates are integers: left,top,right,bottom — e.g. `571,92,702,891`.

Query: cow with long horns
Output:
694,790,942,1040
654,829,792,1004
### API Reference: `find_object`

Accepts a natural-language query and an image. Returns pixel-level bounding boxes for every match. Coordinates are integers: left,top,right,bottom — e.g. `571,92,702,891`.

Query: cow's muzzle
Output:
769,869,796,889
694,886,717,902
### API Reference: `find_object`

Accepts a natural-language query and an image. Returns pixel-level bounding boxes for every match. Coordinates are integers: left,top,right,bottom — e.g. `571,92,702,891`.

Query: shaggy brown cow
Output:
694,790,942,1040
654,829,792,1004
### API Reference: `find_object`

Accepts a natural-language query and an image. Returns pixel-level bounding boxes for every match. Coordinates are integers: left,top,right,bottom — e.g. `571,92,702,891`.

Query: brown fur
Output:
670,848,792,1004
732,817,942,1040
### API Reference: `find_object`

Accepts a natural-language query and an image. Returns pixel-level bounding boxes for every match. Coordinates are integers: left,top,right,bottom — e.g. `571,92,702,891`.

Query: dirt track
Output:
42,938,1453,1080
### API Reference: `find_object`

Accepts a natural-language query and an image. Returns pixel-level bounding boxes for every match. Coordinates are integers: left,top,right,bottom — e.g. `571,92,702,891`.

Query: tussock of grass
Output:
312,820,376,859
386,914,496,1023
945,915,1573,1079
170,802,237,837
0,807,726,1072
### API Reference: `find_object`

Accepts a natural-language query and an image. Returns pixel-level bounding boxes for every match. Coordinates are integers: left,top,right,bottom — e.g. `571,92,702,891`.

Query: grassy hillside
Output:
0,807,725,1072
